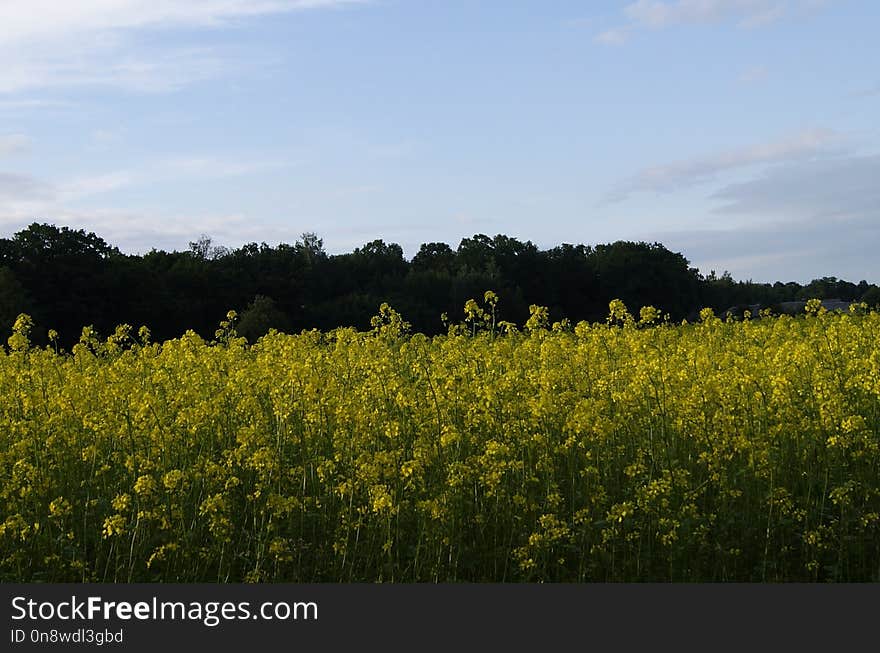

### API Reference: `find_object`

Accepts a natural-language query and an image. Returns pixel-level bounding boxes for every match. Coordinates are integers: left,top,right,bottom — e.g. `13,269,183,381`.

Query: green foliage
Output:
2,222,878,348
237,295,291,343
0,267,30,338
862,286,880,308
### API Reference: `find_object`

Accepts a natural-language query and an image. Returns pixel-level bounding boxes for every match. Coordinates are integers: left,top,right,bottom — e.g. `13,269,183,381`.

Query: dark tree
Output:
237,295,291,342
0,267,31,338
1,222,876,342
591,241,702,319
0,223,120,342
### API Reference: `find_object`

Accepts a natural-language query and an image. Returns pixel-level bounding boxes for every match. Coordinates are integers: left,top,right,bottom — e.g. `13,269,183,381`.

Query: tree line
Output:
1,222,878,346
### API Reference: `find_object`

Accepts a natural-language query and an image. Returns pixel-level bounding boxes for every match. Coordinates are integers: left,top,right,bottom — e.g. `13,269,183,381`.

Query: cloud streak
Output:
644,152,880,282
0,150,290,233
0,148,299,256
0,134,30,157
0,207,309,255
651,211,879,283
0,0,368,95
0,99,76,112
0,172,51,201
852,83,880,98
710,153,880,218
605,127,841,201
0,1,366,46
594,29,630,45
738,65,769,84
597,0,832,44
0,171,309,254
624,0,787,28
3,154,287,204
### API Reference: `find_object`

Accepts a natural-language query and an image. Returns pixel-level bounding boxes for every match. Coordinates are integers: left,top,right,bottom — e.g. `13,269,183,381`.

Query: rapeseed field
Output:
2,297,878,582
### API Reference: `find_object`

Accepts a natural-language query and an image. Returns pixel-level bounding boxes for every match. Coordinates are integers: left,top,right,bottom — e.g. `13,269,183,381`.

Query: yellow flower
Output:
133,475,156,496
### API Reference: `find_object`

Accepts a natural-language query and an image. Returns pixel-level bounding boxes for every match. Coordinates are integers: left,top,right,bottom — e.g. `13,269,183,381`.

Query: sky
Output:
0,0,877,283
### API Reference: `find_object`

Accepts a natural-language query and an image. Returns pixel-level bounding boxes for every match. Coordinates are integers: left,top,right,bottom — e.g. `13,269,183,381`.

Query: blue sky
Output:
0,0,877,283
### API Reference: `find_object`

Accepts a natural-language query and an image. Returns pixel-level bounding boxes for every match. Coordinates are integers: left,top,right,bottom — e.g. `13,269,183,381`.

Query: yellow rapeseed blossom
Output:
0,302,878,581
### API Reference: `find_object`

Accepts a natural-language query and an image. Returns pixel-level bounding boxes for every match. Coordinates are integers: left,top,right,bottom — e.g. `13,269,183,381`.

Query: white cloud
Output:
710,153,880,217
623,0,727,27
0,134,30,157
640,150,880,283
58,172,136,201
0,0,367,95
0,1,365,47
852,83,880,98
90,129,124,148
0,167,306,252
0,151,288,232
0,152,291,244
595,29,630,45
598,0,831,42
606,127,841,201
0,172,51,200
160,156,282,178
0,208,309,255
625,0,797,28
0,99,76,112
1,41,243,95
651,208,879,283
652,219,879,283
738,65,769,84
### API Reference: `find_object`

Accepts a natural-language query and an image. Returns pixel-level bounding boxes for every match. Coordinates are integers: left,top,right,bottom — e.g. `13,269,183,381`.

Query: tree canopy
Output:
1,222,877,346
